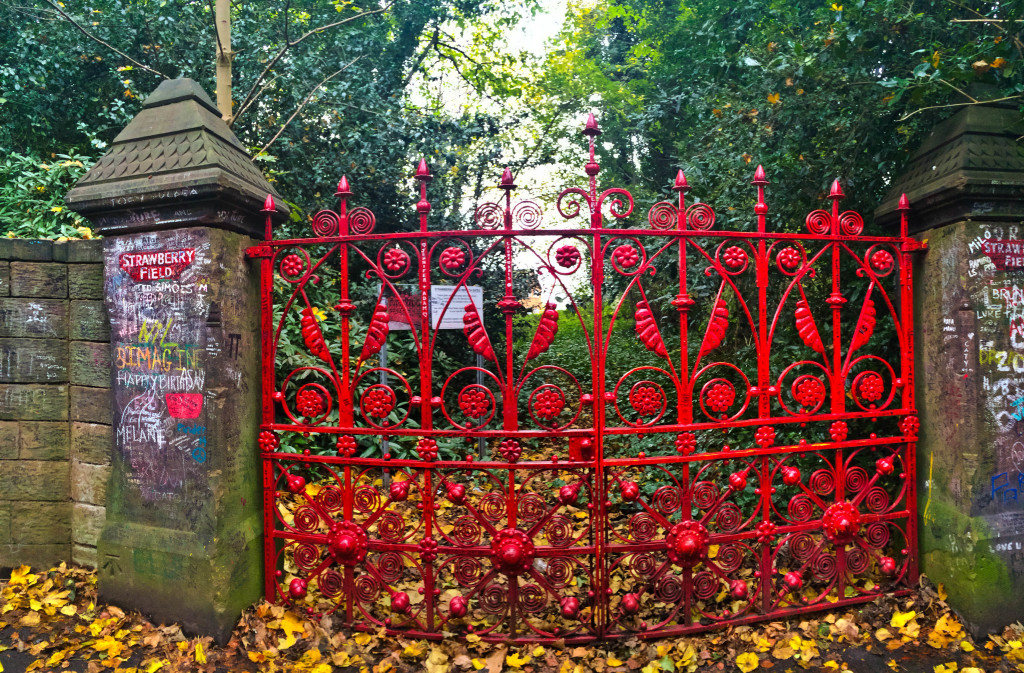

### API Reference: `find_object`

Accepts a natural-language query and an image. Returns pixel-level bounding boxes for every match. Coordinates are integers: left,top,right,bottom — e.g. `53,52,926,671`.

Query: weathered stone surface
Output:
0,460,69,500
0,262,8,298
11,502,70,544
0,384,68,421
0,543,69,569
0,421,18,459
10,262,68,298
0,338,68,384
71,341,111,388
68,264,104,300
904,103,1024,636
71,386,112,425
73,503,104,547
20,421,70,460
0,298,68,339
54,240,103,264
71,422,112,465
0,240,54,262
70,301,110,342
73,543,97,568
71,460,110,505
99,226,263,643
0,503,10,543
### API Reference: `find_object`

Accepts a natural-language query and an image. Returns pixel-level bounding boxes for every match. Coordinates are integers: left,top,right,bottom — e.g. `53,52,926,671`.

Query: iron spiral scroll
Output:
247,115,925,642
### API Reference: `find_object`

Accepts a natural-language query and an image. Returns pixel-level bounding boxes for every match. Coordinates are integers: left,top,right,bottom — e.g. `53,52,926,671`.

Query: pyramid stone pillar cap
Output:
65,78,288,239
875,101,1024,233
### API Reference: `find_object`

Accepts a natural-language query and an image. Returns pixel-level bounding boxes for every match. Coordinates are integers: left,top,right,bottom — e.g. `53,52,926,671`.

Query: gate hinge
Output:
903,238,927,253
246,245,274,259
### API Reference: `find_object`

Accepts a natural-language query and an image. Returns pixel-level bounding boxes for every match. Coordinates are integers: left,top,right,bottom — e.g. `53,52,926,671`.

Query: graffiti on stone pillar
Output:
967,226,1024,532
106,230,213,523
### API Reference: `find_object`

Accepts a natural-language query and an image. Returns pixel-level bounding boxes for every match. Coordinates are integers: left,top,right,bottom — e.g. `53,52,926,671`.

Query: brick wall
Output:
0,239,112,569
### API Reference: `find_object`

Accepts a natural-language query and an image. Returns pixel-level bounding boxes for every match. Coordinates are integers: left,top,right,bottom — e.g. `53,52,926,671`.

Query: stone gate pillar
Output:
877,101,1024,634
65,78,287,642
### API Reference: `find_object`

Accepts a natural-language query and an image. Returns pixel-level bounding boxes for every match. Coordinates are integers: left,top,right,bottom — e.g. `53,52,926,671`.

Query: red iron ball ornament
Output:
560,596,580,618
665,521,709,568
326,521,368,566
490,528,535,575
288,578,308,600
389,480,410,502
822,501,861,544
449,595,468,618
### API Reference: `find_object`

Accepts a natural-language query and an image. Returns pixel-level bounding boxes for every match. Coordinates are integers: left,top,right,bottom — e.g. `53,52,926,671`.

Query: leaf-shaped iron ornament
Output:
300,307,331,363
634,300,667,358
699,299,729,357
527,303,560,360
795,299,825,355
359,300,389,362
463,303,495,361
849,297,877,354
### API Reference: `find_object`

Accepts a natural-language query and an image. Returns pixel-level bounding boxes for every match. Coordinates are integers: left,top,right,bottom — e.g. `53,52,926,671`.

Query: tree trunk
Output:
215,0,232,121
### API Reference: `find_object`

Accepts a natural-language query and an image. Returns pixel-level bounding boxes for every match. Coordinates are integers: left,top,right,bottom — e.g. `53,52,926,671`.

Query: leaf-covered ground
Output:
1,564,1024,673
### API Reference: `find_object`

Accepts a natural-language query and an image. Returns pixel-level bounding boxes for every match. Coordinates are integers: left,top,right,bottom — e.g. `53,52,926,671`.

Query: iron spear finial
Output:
673,170,690,192
829,178,845,200
751,164,769,186
415,158,433,182
336,175,352,196
499,167,516,190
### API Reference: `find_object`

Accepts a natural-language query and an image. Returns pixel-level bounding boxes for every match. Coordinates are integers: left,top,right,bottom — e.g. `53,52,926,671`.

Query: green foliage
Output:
0,152,95,238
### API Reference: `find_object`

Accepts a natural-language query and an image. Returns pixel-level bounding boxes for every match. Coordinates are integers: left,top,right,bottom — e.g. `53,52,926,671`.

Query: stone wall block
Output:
72,543,97,568
0,240,54,262
71,422,112,465
72,503,104,547
10,262,68,298
0,544,69,569
0,384,69,421
20,421,70,460
0,262,9,298
54,240,103,264
0,503,10,543
0,460,69,501
68,265,104,300
0,338,68,384
0,421,18,459
71,341,111,388
11,502,70,544
70,301,110,342
71,460,110,505
71,386,112,425
0,298,68,339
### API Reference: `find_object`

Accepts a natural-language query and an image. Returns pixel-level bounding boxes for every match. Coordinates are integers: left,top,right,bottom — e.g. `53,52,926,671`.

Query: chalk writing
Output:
107,230,213,518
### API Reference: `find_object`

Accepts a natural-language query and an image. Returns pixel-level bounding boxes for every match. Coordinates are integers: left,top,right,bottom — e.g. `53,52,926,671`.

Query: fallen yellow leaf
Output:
891,610,916,628
355,632,372,646
507,652,532,668
735,652,759,672
472,659,486,670
608,657,623,666
195,642,206,664
960,640,975,652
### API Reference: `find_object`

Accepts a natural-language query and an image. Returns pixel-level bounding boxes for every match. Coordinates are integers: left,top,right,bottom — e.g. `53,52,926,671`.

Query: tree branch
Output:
42,0,167,78
232,3,391,126
938,78,977,103
254,55,364,157
401,27,439,87
898,95,1023,121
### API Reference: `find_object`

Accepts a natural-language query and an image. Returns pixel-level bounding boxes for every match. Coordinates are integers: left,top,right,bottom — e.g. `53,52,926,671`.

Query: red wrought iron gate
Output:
248,116,923,642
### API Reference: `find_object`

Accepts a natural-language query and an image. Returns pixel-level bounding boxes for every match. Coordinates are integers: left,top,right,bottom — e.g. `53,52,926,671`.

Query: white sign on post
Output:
430,285,484,330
